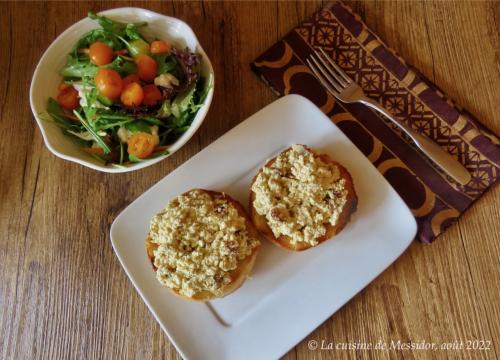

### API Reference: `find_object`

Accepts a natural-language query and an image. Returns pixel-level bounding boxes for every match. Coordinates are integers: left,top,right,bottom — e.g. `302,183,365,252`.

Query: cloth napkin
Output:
252,1,499,243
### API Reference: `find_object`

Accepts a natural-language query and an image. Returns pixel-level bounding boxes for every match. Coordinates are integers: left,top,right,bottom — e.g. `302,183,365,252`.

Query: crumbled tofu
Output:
251,145,348,246
149,190,260,298
154,73,179,89
150,126,160,145
117,127,131,143
72,83,108,109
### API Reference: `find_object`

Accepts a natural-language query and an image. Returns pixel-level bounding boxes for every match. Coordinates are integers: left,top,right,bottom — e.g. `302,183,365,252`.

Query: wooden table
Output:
1,1,498,359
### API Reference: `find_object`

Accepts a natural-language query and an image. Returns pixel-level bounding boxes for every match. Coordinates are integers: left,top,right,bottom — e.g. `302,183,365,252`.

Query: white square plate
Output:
110,95,417,360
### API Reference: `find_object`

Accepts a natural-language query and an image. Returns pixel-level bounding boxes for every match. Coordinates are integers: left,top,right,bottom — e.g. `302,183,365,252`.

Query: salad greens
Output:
44,11,211,166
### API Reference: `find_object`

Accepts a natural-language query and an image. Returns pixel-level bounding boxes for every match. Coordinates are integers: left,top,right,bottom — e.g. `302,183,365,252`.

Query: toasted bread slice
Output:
146,189,260,301
249,146,357,251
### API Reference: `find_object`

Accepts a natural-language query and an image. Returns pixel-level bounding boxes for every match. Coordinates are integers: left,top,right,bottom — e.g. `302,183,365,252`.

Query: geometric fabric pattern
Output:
253,1,499,242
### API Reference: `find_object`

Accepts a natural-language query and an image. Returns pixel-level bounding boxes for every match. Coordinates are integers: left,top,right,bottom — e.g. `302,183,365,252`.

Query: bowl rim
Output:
29,7,214,173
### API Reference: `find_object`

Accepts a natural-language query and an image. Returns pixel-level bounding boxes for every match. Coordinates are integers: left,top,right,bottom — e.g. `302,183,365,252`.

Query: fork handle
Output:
359,97,471,185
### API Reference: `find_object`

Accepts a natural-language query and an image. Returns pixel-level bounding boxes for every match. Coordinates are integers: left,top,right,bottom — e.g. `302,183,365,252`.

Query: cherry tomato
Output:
120,82,144,107
142,84,162,106
127,132,156,159
89,41,114,66
57,83,80,110
150,40,171,54
122,74,140,88
135,54,157,82
94,68,123,100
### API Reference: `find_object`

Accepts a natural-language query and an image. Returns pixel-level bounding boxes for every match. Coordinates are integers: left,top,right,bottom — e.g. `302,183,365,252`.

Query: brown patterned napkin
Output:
252,1,499,243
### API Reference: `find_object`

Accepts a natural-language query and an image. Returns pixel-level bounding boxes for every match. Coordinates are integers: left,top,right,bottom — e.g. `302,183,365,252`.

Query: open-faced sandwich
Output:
250,144,357,251
146,189,260,301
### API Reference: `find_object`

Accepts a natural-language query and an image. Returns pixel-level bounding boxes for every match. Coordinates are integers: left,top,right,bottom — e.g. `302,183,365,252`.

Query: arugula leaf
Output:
88,11,147,36
165,110,192,129
197,74,212,105
160,59,177,75
73,28,122,53
174,125,191,133
171,84,196,118
97,93,113,106
125,23,143,40
125,121,151,134
178,112,193,127
154,53,178,75
45,98,82,131
187,74,212,113
97,114,132,120
141,117,163,126
60,55,136,79
157,100,172,118
127,154,140,162
94,115,135,130
82,86,132,132
86,12,149,60
189,102,203,113
106,56,137,76
46,97,69,122
73,12,149,56
60,56,98,78
88,11,126,35
73,110,111,154
66,130,98,141
81,83,99,119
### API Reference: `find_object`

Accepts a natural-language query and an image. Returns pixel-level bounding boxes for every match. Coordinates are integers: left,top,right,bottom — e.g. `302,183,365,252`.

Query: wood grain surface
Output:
1,1,498,359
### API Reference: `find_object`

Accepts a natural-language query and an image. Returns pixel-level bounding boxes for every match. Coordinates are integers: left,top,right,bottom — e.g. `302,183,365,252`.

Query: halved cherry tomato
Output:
94,68,123,100
142,84,162,106
121,82,144,107
127,132,156,159
135,54,157,82
57,83,80,110
122,74,140,88
150,40,171,54
89,41,114,66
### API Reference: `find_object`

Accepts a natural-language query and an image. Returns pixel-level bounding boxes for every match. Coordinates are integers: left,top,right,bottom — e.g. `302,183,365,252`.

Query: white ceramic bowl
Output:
30,8,214,173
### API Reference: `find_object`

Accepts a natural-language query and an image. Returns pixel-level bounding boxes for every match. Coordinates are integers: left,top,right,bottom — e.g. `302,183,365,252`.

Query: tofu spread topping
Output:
149,190,260,298
251,145,348,246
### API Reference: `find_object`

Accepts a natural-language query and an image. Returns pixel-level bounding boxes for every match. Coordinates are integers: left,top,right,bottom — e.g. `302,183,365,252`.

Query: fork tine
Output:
306,59,341,96
314,51,349,88
318,47,352,84
309,56,344,92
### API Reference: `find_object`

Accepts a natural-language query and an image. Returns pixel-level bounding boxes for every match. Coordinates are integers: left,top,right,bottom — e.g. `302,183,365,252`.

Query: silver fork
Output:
307,48,471,186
